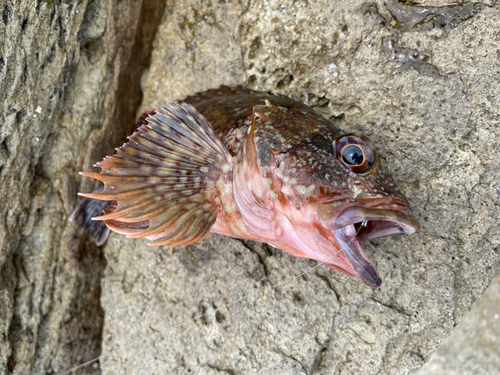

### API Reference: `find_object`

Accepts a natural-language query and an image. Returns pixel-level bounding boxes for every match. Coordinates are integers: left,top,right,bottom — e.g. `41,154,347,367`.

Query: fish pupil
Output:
342,145,364,165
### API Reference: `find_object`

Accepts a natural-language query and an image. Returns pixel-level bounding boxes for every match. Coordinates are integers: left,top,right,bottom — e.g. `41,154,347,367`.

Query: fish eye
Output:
333,134,377,173
340,144,365,166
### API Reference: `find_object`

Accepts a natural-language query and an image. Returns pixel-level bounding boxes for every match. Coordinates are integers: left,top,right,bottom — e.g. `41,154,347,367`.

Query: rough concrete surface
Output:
1,0,499,375
417,275,500,375
0,0,164,374
100,1,500,375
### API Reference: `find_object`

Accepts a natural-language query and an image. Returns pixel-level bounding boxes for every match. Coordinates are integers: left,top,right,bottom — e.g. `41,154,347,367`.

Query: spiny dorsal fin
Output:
264,99,278,109
79,103,232,247
182,85,253,105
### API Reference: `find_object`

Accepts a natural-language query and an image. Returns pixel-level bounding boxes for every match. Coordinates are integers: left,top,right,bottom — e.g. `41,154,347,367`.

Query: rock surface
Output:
100,1,500,374
416,275,500,375
0,0,164,373
1,0,499,374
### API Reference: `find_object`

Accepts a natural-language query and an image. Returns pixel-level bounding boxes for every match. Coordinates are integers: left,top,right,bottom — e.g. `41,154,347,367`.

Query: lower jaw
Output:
334,225,382,288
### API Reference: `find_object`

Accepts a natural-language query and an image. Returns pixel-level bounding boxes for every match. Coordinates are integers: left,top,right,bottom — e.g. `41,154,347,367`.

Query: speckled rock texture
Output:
1,0,500,375
98,1,500,375
0,0,164,374
416,275,500,375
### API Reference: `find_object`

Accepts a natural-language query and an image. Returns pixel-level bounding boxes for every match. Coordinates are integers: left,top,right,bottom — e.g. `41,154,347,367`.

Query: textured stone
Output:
99,1,500,374
416,275,500,375
0,0,164,373
2,0,499,374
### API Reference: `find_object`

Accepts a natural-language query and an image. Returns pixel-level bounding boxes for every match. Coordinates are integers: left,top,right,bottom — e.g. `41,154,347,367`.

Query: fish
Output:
72,86,419,288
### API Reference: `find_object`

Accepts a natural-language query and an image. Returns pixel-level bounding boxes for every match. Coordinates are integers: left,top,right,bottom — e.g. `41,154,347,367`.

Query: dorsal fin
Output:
182,85,253,105
79,103,232,246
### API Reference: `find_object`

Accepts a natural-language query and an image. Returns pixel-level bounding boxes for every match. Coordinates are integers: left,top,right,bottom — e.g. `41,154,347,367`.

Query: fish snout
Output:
317,202,420,239
316,202,420,288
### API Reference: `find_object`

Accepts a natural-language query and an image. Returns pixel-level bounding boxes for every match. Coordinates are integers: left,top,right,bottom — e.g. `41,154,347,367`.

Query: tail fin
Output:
70,185,111,246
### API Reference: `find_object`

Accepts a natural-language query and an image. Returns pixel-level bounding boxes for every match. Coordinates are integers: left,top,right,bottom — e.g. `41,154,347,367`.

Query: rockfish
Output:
72,86,419,288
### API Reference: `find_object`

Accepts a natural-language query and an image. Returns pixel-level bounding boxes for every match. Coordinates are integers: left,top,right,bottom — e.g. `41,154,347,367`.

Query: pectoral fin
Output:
79,103,232,246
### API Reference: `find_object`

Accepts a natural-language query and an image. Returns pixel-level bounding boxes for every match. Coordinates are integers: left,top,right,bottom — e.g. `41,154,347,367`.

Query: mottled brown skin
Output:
184,86,406,204
184,86,336,154
184,87,416,286
76,86,419,288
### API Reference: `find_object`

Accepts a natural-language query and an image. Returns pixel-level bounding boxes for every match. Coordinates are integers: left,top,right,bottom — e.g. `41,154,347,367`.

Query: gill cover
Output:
232,103,323,259
232,107,275,234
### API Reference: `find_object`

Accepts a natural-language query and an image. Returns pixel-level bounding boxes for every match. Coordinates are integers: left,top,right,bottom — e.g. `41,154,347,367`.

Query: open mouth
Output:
318,206,420,288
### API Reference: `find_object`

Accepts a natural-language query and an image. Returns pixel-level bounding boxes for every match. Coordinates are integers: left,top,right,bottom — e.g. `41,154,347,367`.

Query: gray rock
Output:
99,1,500,374
0,0,164,373
416,275,500,375
1,0,499,374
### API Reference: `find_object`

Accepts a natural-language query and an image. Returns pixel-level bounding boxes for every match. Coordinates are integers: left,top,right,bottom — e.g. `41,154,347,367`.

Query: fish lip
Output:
333,206,420,240
317,205,420,288
333,226,382,288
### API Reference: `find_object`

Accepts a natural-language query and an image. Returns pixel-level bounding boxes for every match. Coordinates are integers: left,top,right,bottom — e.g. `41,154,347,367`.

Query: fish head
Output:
233,101,419,288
